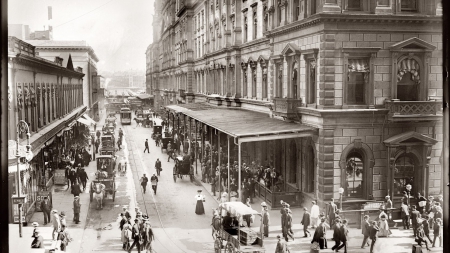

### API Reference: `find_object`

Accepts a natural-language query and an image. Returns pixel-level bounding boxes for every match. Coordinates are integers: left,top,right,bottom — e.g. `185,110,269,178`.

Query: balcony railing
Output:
272,98,302,120
385,100,442,121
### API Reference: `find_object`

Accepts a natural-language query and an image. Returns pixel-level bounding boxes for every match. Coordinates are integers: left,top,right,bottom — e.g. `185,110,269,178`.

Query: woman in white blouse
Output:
195,190,205,215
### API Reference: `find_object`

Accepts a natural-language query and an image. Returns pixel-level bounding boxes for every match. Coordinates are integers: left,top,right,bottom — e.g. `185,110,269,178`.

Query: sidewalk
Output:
191,165,441,253
9,111,108,253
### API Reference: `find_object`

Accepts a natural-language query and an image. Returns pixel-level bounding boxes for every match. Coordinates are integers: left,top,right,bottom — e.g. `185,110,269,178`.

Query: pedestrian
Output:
243,198,252,227
421,215,432,242
73,196,81,224
331,218,341,251
361,215,371,249
155,158,162,176
40,196,52,225
144,139,150,153
311,218,327,250
31,230,45,248
78,168,89,191
120,213,128,230
327,198,338,227
410,205,421,237
123,207,131,219
128,218,142,253
261,202,270,237
378,208,391,237
285,205,294,241
117,137,122,150
94,123,97,131
59,211,67,228
195,190,205,215
415,223,431,251
150,174,158,194
51,210,61,241
336,219,349,253
432,218,442,247
71,181,82,197
280,201,287,239
310,201,320,228
275,235,289,253
140,174,149,194
369,221,379,253
417,192,427,214
301,207,311,237
400,201,410,229
95,138,100,154
121,223,132,251
142,221,154,253
57,224,72,252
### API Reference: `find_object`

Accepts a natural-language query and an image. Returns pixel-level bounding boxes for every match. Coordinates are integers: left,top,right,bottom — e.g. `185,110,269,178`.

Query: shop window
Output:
346,59,369,105
345,152,364,198
394,154,416,196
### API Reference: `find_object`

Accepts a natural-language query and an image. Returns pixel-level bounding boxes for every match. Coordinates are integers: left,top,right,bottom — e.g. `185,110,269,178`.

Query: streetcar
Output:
120,107,132,125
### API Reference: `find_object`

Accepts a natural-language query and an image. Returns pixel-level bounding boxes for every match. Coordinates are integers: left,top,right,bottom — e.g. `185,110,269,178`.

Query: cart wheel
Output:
225,242,235,253
113,191,116,201
214,238,222,253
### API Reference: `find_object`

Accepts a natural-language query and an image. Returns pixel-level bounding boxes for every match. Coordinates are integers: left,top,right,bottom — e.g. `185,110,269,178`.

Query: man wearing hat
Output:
285,207,294,241
40,196,52,225
301,207,311,237
326,198,338,227
31,230,45,248
73,196,81,224
78,168,89,191
311,201,320,228
280,200,287,239
261,202,270,237
150,174,159,195
129,218,142,253
275,235,289,253
51,210,61,240
60,211,67,227
140,174,149,194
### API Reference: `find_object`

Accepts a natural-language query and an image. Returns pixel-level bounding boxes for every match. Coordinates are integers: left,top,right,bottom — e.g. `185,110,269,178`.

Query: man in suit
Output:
361,215,371,249
285,208,294,241
31,230,45,248
336,219,349,253
40,196,52,225
78,168,89,191
128,218,142,253
280,201,287,240
369,221,379,253
261,203,270,237
275,235,289,253
144,139,150,153
410,205,421,237
327,198,338,227
155,159,162,176
331,218,341,251
301,207,311,237
415,223,431,251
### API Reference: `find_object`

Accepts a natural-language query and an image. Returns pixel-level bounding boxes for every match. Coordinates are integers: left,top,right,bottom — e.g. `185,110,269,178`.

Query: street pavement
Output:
9,110,443,253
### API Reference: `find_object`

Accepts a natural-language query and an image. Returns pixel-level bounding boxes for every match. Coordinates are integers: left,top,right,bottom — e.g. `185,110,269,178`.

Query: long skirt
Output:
378,218,392,237
195,200,205,215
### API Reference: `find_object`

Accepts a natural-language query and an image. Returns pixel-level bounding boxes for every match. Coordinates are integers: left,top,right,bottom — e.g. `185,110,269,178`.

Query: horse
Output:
95,170,108,179
133,118,143,127
92,182,105,209
211,208,222,240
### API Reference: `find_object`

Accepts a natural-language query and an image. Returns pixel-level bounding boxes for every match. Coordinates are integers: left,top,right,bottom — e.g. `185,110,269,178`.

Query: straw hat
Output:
32,222,39,227
261,202,267,207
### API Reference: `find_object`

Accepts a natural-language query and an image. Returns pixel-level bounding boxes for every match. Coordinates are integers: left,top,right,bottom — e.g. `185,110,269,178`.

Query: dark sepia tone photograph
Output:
3,0,448,252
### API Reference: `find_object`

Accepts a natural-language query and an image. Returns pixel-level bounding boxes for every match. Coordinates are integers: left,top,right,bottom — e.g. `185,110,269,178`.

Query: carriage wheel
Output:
173,175,176,182
214,238,222,253
225,242,235,253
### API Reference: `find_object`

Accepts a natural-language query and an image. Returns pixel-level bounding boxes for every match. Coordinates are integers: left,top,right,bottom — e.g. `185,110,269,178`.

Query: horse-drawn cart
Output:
161,130,174,153
173,155,193,182
212,202,265,253
90,155,117,209
152,118,163,139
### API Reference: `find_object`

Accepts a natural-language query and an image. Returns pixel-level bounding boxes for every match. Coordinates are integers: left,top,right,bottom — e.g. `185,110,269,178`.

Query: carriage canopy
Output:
220,202,260,218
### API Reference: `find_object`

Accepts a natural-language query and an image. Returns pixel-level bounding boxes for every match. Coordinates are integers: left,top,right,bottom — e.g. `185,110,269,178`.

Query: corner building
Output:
147,0,444,221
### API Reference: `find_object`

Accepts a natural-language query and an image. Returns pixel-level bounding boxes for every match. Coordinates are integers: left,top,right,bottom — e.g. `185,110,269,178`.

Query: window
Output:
244,17,248,42
263,9,268,32
253,12,257,40
346,0,361,11
401,0,417,11
292,61,298,99
293,0,300,20
397,58,420,101
345,152,364,198
307,59,316,104
346,58,369,105
310,0,316,15
394,154,416,196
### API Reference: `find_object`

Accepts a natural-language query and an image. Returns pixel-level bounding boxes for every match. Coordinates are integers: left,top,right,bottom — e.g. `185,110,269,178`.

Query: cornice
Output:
266,13,442,38
239,37,270,50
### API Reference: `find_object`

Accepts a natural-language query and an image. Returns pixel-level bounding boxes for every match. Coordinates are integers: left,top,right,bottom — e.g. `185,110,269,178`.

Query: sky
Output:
8,0,154,73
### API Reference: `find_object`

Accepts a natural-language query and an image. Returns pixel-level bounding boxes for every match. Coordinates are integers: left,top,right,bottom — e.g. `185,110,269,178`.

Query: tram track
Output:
123,123,188,253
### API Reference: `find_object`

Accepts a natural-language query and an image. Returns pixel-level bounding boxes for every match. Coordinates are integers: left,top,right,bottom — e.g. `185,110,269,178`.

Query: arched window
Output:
345,152,364,198
397,58,420,101
394,153,416,196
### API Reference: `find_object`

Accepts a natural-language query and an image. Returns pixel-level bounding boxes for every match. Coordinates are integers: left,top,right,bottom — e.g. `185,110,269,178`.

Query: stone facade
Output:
146,0,444,209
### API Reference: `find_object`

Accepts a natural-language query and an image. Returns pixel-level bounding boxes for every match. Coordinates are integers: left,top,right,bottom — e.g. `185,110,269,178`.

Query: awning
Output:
77,118,91,127
82,114,96,125
165,103,316,143
137,94,153,100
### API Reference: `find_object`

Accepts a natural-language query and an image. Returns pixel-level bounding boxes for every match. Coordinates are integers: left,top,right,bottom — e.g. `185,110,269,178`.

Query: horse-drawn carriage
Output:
100,135,116,156
152,118,163,139
161,130,174,153
103,116,117,133
90,155,117,209
212,202,265,253
173,155,193,182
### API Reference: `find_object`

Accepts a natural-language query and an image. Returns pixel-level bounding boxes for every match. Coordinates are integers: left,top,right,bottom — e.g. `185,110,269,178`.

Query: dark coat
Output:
369,225,379,240
301,211,311,227
339,225,349,242
73,199,81,213
332,224,341,241
362,220,370,236
72,184,82,196
40,199,52,212
411,210,421,225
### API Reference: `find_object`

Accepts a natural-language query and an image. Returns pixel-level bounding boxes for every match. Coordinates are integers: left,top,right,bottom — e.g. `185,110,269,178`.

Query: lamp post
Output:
15,120,32,238
339,187,344,211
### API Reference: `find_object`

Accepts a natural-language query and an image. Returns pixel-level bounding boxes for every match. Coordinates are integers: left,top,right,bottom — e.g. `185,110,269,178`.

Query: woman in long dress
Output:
378,209,392,237
195,190,205,215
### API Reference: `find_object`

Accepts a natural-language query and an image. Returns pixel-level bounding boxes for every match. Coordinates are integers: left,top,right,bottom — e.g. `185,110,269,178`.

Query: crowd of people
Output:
31,210,73,251
119,207,154,253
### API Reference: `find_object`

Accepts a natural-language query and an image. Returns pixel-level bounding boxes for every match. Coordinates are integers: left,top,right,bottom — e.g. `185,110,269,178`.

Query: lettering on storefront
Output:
35,191,51,212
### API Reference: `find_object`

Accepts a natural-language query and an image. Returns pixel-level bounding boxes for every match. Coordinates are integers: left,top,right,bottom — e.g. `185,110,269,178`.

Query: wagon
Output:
212,202,265,253
152,118,163,139
173,155,193,182
90,155,117,204
160,130,174,153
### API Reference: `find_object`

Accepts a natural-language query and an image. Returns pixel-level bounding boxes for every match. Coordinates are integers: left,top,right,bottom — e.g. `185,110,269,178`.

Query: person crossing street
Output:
144,139,150,153
155,158,162,176
78,168,89,191
140,174,149,194
150,174,158,195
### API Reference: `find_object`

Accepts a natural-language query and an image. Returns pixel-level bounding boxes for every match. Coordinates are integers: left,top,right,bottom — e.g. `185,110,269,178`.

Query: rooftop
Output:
25,40,99,62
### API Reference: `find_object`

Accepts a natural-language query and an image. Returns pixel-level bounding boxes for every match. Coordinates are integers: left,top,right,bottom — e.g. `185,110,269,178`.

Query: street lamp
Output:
339,187,344,211
15,120,32,238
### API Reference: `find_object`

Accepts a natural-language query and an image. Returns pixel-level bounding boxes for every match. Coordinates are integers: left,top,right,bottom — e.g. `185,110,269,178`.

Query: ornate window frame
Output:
303,48,318,107
342,47,380,108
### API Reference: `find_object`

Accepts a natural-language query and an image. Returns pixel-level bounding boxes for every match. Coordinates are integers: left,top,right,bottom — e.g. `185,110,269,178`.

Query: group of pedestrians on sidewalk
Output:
119,207,155,253
30,210,73,251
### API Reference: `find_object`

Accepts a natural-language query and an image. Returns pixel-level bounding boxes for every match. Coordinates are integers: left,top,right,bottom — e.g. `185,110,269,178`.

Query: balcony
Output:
385,100,442,122
272,98,302,121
